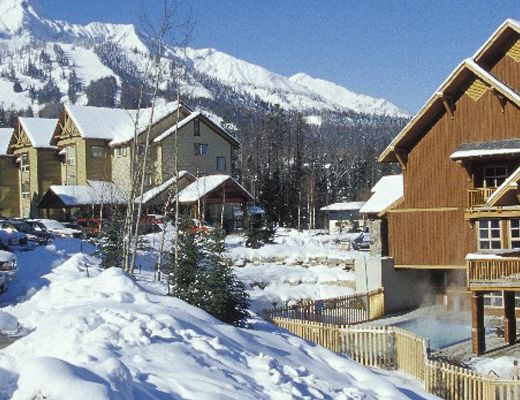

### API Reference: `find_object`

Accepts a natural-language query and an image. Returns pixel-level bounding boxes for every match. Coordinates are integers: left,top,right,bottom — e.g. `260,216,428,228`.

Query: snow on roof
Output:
19,117,57,148
0,128,13,155
177,175,230,203
65,101,180,145
177,175,252,204
152,111,200,143
320,201,366,212
135,171,194,204
360,175,403,215
450,139,520,159
486,165,520,206
48,180,127,206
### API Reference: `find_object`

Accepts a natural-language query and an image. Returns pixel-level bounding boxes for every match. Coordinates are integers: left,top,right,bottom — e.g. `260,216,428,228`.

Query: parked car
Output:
0,310,24,338
141,214,165,225
0,224,29,250
76,218,102,237
0,250,17,284
352,227,370,251
29,219,82,238
5,220,54,245
190,219,213,235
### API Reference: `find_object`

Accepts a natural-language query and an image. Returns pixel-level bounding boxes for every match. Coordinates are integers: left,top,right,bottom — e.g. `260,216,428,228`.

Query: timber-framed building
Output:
379,19,520,354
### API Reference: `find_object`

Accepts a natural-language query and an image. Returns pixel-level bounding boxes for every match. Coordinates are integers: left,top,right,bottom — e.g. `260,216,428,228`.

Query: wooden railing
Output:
270,317,520,400
262,288,385,325
467,258,520,289
468,188,496,208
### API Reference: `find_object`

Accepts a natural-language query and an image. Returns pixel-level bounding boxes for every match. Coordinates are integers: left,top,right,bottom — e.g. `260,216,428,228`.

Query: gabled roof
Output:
486,166,520,207
39,180,127,208
0,128,13,156
450,139,520,160
473,19,520,65
53,101,186,146
152,110,240,147
135,171,196,204
379,59,520,163
177,175,253,204
359,175,403,215
320,201,366,212
18,117,57,149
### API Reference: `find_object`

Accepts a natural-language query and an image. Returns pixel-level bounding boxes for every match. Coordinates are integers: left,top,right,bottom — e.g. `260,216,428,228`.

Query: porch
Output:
467,257,520,355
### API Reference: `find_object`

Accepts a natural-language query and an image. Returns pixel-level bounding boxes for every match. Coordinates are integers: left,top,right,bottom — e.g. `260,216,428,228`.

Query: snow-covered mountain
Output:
0,0,408,119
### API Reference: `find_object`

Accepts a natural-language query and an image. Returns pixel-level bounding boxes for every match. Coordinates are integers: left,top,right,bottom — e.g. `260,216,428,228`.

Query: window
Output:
483,166,508,188
194,119,200,136
21,182,29,199
116,147,128,158
66,146,76,166
216,156,226,171
194,143,208,156
20,154,29,172
478,219,501,250
511,219,520,248
137,145,147,157
90,145,106,159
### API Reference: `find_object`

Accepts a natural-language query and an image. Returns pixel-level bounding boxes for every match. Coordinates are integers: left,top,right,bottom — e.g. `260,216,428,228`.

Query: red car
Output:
141,214,165,225
76,218,102,236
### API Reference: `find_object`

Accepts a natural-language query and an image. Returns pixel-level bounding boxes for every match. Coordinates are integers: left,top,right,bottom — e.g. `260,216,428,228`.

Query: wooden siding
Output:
161,119,233,178
389,81,520,267
85,139,112,181
489,33,520,92
0,157,20,217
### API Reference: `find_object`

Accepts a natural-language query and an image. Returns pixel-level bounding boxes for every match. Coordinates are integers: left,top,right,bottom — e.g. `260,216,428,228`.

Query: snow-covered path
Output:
0,238,439,399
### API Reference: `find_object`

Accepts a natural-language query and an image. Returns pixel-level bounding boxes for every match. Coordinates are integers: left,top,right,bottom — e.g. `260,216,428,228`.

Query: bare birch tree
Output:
120,0,193,275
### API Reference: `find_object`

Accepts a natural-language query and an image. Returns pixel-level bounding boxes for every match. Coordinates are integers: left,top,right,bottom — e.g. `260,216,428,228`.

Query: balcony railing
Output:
467,187,496,208
467,257,520,289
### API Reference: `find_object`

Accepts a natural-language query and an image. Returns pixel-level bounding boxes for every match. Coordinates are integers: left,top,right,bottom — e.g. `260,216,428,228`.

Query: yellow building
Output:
0,128,20,217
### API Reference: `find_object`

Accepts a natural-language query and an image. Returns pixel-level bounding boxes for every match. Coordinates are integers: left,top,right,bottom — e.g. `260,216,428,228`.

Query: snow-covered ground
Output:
225,229,361,311
0,236,439,399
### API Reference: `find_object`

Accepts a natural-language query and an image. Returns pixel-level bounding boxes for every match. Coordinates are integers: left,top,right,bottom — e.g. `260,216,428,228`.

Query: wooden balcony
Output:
467,257,520,290
467,188,496,208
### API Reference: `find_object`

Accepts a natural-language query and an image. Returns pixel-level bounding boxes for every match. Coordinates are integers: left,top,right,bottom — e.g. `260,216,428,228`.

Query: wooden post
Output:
471,292,485,355
503,291,516,345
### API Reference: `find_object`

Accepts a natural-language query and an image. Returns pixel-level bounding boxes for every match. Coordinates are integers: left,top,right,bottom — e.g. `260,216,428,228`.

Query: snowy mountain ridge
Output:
0,0,409,119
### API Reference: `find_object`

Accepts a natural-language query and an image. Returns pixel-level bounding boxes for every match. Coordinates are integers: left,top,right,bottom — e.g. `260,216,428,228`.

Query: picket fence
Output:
263,288,385,325
270,317,520,400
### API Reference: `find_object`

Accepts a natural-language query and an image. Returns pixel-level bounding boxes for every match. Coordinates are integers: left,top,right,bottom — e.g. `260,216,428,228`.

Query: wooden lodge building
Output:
379,19,520,354
0,101,251,225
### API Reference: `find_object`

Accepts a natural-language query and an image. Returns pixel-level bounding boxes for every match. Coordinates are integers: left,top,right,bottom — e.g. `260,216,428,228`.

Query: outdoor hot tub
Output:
395,318,473,349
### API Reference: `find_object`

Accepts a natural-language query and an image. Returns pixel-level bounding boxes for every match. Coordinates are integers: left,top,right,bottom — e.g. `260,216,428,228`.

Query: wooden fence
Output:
270,317,520,400
263,288,385,325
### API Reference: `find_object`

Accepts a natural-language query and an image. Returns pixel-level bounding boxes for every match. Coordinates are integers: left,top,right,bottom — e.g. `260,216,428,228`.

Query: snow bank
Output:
0,240,418,399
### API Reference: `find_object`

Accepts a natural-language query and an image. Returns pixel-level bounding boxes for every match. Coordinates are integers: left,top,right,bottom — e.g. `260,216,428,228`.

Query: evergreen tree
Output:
245,216,261,248
201,227,250,327
12,79,22,93
86,76,117,107
168,216,205,306
98,207,125,269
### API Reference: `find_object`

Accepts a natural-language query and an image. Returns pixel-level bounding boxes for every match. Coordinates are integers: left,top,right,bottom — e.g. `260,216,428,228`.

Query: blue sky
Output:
38,0,520,113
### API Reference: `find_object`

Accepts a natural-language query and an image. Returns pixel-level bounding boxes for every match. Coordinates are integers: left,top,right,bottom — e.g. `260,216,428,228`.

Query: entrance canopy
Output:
177,175,253,205
39,180,127,209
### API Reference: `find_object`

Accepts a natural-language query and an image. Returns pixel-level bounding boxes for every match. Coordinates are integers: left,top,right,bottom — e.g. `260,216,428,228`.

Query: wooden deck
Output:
467,188,496,209
468,257,520,290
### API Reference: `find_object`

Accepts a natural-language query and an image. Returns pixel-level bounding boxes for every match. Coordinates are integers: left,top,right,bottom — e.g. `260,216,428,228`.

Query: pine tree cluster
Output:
169,217,250,327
